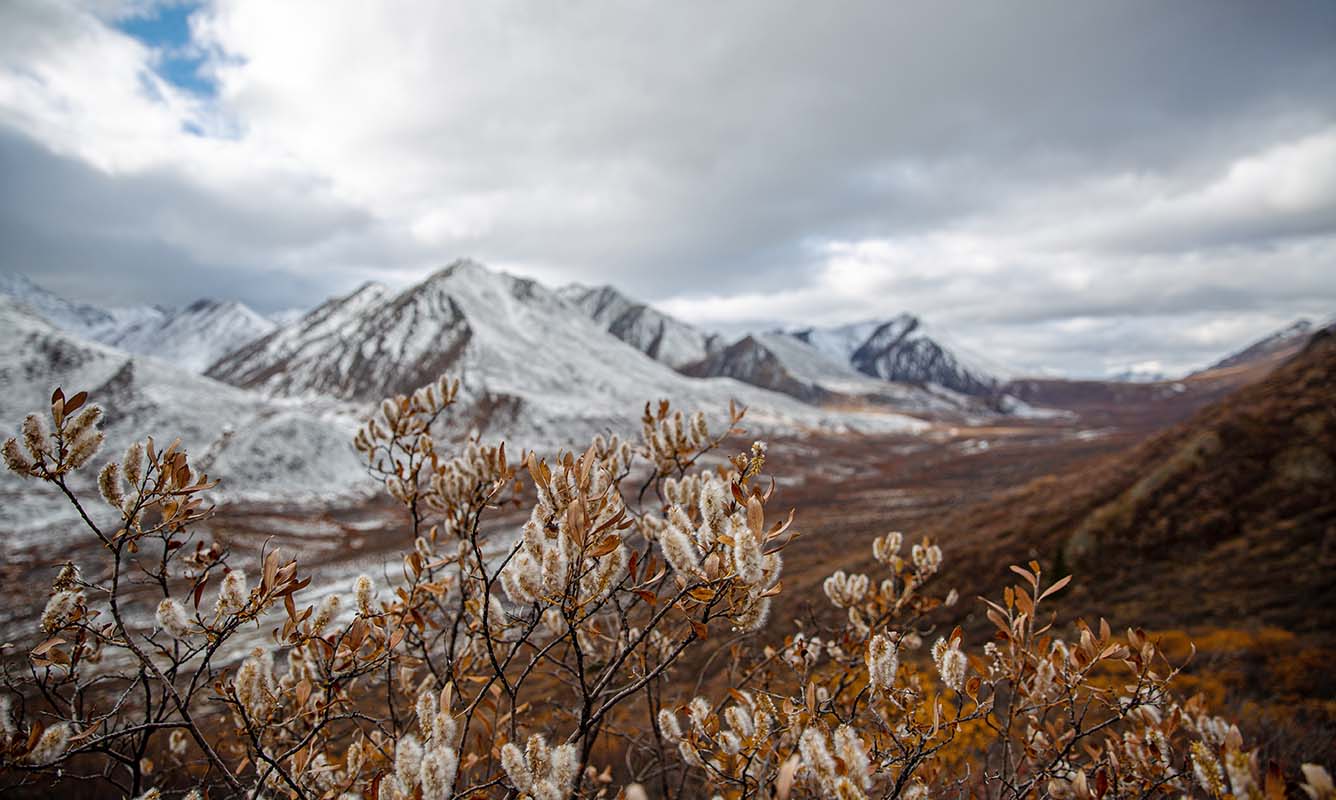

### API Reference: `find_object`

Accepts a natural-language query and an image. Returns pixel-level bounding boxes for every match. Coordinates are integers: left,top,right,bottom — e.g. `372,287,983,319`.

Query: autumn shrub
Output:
0,380,1332,800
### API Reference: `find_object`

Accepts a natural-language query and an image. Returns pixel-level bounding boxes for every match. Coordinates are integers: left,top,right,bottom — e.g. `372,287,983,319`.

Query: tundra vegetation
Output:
0,380,1331,799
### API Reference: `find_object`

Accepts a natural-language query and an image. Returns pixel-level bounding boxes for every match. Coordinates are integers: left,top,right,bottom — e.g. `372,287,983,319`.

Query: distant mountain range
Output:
0,264,1321,462
0,273,275,373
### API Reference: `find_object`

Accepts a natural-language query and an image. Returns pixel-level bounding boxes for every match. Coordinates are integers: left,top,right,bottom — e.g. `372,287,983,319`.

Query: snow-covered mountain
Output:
0,296,370,538
0,273,275,373
0,272,162,339
681,332,980,414
788,315,1005,398
558,284,720,369
208,260,926,445
104,299,277,374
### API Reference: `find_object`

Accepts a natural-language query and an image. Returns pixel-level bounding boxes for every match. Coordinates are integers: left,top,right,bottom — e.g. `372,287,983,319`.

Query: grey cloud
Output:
0,126,422,310
2,0,1335,375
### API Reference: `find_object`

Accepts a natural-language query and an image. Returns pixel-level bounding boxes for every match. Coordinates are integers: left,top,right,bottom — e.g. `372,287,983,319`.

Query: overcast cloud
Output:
1,0,1334,377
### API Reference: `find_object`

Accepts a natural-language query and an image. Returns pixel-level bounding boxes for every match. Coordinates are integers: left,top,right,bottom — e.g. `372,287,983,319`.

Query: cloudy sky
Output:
1,0,1334,377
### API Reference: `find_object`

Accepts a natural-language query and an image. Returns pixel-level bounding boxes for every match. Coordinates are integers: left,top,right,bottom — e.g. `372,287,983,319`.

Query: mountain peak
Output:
561,283,720,369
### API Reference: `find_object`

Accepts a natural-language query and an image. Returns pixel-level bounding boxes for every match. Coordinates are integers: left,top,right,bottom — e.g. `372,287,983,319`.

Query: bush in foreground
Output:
0,380,1331,799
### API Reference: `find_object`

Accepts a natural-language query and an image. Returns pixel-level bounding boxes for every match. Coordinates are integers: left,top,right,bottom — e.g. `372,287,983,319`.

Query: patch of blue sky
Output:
115,1,216,98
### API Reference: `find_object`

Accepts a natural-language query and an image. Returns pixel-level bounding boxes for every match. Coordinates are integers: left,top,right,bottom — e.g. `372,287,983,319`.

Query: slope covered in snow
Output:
0,297,371,538
559,284,719,368
0,273,275,373
105,299,277,373
682,332,978,414
786,315,1007,398
0,272,148,338
209,261,926,446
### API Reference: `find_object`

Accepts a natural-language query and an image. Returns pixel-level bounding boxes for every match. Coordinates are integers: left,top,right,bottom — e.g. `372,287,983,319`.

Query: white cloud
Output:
1,0,1334,376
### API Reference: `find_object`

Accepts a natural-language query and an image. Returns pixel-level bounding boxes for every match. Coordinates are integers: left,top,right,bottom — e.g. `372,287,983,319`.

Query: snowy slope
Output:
0,271,149,338
0,273,275,373
209,261,927,446
786,315,1006,397
559,284,719,369
105,299,277,373
0,297,372,538
684,332,983,414
789,320,884,364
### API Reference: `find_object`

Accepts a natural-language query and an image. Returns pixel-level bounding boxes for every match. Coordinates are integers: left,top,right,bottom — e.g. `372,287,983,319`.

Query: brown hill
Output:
926,327,1336,761
937,327,1335,631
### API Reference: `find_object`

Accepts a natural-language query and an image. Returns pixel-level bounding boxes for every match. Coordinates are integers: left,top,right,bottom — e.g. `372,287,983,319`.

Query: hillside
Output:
1203,319,1313,372
922,327,1336,629
558,283,720,368
0,296,369,539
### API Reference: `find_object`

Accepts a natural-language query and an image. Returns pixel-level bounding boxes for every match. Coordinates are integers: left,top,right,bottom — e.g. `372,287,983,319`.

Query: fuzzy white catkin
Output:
1191,741,1227,797
833,725,872,790
21,414,48,461
548,742,579,795
724,704,755,738
132,789,161,800
354,574,375,616
27,721,70,764
657,709,683,741
733,595,772,632
500,742,531,790
395,734,424,790
155,598,193,639
732,525,764,586
901,781,929,800
122,441,143,487
798,727,836,784
416,687,438,740
2,437,32,474
311,593,341,635
97,461,123,509
660,523,700,574
939,645,967,691
419,746,458,800
432,711,457,746
688,697,712,736
867,632,898,693
40,590,81,633
216,570,247,615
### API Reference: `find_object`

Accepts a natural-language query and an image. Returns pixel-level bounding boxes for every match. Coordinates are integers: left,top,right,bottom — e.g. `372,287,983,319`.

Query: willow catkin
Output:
660,523,700,575
122,440,144,487
866,632,898,694
657,709,683,741
27,721,71,764
98,461,124,509
40,590,81,634
395,734,424,790
2,437,33,475
833,725,871,790
21,414,48,461
354,574,375,616
216,570,247,615
419,745,459,800
936,641,967,692
155,598,193,639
